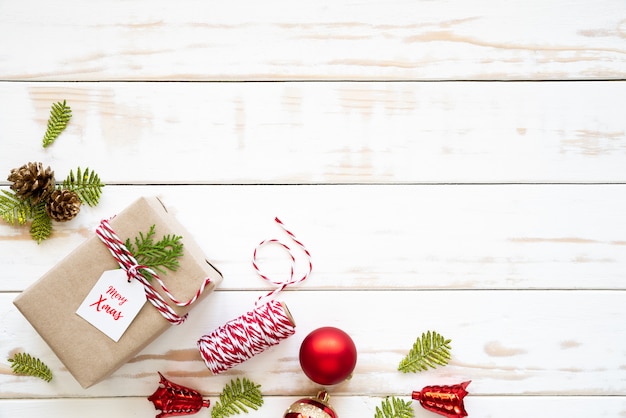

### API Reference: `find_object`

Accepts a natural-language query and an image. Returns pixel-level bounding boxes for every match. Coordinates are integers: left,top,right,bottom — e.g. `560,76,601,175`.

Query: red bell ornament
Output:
299,326,357,386
148,372,211,418
284,390,338,418
411,381,471,418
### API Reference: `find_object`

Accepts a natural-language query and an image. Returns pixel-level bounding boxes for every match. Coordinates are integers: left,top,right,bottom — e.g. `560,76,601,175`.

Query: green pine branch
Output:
0,189,33,225
374,397,414,418
61,167,105,207
125,224,184,280
42,100,72,148
8,352,53,382
211,378,263,418
29,201,52,244
398,330,452,373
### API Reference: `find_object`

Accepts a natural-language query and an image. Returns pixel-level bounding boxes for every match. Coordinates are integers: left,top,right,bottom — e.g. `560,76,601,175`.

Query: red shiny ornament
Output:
148,372,210,418
283,390,338,418
411,381,471,418
299,326,357,386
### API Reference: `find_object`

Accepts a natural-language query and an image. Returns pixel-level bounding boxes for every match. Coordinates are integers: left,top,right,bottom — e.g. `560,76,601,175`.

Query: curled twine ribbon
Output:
96,219,212,325
252,217,312,306
197,217,312,374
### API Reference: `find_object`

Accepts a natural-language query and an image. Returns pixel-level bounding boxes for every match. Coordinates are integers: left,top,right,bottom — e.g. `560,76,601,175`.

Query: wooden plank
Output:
1,81,625,184
0,185,626,290
0,1,624,81
2,2,623,417
1,290,624,397
2,185,625,292
0,396,625,418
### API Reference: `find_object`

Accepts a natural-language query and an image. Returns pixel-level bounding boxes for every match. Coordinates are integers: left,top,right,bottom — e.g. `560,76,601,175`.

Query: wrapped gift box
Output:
14,196,223,388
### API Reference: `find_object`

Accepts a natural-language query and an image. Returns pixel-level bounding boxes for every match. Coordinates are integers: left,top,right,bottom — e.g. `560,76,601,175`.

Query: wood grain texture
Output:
0,0,624,81
2,396,625,418
1,290,624,398
1,81,625,184
1,185,625,292
1,0,625,415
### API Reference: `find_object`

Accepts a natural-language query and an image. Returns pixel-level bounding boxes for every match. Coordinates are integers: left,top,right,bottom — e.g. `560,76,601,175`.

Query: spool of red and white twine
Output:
96,219,213,325
197,217,312,375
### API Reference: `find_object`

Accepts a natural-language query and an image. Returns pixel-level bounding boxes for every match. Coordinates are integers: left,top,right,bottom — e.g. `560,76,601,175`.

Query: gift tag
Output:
76,269,147,342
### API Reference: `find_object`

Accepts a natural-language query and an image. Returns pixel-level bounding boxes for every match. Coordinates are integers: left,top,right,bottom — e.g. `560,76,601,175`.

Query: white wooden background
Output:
1,1,625,417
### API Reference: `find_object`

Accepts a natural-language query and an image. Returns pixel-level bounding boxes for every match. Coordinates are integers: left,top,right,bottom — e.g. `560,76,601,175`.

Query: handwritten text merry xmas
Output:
88,285,128,321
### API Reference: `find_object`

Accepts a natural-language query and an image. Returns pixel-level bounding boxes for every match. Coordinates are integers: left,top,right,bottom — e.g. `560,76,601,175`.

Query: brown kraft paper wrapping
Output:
13,196,223,388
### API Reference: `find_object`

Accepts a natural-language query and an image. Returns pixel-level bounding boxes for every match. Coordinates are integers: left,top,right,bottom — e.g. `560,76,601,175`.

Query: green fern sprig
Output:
374,397,414,418
8,352,53,382
125,225,184,281
398,330,452,373
29,201,52,244
0,190,33,225
61,167,105,207
42,100,72,148
211,378,263,418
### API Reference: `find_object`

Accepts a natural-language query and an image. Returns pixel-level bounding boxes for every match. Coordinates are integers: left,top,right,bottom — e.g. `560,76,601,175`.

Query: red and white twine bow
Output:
96,219,212,325
252,217,312,306
197,217,311,374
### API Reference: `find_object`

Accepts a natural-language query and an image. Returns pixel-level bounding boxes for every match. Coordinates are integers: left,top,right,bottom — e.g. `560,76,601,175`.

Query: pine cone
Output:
7,162,55,204
46,189,81,222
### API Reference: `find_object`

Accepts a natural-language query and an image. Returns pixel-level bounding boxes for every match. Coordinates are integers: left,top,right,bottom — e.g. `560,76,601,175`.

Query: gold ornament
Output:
284,391,338,418
7,162,55,204
45,189,81,222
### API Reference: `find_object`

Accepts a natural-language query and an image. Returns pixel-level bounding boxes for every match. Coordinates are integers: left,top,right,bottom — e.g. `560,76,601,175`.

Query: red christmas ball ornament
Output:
148,372,210,418
299,326,357,386
411,381,471,418
284,390,338,418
